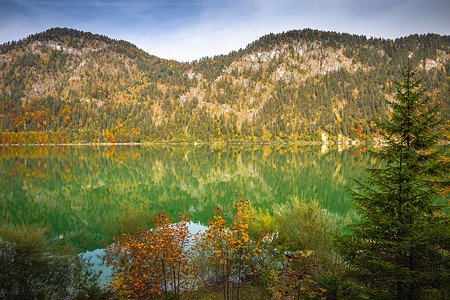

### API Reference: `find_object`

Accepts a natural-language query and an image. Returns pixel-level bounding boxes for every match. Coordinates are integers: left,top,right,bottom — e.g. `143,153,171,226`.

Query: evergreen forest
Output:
0,28,449,143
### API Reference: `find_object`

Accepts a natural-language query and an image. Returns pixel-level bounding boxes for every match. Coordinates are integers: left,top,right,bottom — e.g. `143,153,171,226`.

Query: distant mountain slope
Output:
0,28,448,143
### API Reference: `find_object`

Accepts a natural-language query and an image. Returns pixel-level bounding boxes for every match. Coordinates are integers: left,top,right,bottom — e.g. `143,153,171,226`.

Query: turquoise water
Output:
0,144,377,250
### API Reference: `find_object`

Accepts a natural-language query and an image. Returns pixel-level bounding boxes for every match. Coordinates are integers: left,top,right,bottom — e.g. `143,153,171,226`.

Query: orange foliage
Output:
194,198,262,299
0,132,69,144
105,211,193,299
277,251,325,299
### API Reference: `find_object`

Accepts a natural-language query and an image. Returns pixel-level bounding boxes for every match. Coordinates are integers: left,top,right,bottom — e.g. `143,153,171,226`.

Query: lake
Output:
1,144,378,251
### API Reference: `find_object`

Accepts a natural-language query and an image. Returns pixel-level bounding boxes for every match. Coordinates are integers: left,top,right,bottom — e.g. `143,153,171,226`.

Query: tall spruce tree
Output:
335,65,450,299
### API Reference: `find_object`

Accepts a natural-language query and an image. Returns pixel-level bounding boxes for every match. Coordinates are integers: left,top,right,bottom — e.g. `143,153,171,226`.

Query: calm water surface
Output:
1,144,378,250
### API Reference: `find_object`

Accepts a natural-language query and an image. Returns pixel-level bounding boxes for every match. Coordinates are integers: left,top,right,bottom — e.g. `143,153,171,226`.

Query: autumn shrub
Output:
274,250,326,299
193,198,263,300
105,211,194,299
190,197,339,299
104,197,345,299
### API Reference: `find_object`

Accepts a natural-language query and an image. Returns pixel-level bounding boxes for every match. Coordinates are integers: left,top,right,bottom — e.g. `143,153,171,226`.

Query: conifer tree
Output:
335,65,450,299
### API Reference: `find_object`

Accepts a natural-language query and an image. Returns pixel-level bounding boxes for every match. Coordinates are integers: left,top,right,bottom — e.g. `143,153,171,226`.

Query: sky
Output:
0,0,449,62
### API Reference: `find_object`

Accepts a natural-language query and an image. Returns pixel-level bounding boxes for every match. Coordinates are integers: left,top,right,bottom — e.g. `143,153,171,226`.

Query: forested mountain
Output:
0,27,448,143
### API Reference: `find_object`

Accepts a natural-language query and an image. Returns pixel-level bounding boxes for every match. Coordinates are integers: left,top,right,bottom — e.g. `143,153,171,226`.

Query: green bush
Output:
251,196,338,269
0,224,107,299
249,196,352,298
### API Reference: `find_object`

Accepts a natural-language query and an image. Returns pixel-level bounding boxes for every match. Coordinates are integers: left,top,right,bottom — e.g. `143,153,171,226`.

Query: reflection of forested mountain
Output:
1,145,375,250
1,28,448,143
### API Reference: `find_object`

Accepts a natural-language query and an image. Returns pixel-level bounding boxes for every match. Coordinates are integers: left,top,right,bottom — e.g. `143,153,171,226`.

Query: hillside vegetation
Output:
0,28,448,143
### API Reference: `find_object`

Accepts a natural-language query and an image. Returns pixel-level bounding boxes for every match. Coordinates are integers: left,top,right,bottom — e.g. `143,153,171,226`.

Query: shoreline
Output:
0,140,372,147
1,139,448,147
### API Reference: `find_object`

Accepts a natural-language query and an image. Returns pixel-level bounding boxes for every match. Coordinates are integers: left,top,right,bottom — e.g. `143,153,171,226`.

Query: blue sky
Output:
0,0,449,62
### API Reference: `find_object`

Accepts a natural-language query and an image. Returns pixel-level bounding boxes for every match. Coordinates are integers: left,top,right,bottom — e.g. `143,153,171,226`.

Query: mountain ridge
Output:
0,27,448,143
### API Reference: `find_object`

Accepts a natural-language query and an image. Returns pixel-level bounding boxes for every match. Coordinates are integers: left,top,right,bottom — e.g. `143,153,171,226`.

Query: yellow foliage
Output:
105,211,193,299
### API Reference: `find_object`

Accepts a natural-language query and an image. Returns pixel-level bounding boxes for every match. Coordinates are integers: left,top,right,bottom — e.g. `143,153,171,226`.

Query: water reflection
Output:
1,144,375,250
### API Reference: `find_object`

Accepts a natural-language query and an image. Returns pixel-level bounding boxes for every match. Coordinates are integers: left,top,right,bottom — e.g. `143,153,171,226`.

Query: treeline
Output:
0,28,448,143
